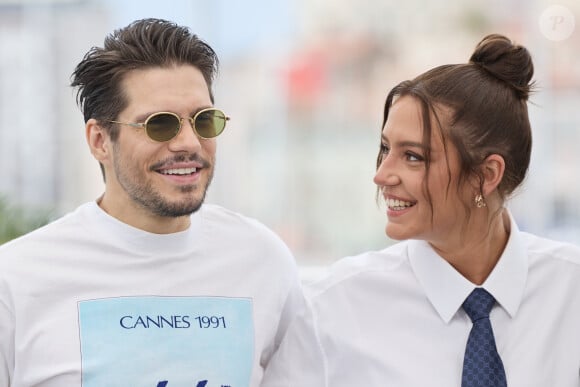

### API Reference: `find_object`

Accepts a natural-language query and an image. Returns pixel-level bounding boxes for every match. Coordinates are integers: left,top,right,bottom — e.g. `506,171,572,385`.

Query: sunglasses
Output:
110,108,230,142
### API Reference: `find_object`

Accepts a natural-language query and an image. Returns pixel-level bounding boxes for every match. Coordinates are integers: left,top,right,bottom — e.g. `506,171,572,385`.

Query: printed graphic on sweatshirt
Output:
78,296,254,387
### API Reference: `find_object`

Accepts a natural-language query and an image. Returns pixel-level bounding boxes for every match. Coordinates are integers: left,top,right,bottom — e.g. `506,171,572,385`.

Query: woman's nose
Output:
373,156,400,187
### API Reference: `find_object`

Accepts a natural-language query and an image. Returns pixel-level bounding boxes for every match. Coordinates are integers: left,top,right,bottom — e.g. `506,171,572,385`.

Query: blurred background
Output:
0,0,579,279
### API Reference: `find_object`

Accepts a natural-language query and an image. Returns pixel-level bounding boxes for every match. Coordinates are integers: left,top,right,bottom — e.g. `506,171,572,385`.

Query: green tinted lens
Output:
195,109,227,138
145,113,181,142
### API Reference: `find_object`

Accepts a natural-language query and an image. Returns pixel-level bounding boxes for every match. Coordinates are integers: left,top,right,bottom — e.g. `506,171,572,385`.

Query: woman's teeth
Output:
386,198,414,210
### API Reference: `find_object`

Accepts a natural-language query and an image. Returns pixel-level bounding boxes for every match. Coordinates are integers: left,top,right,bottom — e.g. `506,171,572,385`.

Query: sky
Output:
104,0,295,59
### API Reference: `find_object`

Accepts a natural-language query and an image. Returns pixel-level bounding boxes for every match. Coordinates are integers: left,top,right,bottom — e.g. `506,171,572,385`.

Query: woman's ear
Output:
86,118,110,164
481,154,505,196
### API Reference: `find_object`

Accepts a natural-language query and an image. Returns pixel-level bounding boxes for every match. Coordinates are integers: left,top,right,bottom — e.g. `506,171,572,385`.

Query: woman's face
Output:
374,95,473,245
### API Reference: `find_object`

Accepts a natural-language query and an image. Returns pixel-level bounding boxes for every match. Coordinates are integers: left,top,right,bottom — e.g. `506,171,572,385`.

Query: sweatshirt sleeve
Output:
0,289,14,387
260,295,327,387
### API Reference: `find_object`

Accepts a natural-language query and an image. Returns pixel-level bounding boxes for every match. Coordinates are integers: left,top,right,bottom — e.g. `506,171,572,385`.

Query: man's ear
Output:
86,118,110,164
480,154,505,196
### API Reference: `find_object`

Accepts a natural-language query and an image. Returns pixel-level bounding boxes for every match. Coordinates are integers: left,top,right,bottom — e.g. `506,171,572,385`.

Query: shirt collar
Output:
408,210,528,323
83,200,204,255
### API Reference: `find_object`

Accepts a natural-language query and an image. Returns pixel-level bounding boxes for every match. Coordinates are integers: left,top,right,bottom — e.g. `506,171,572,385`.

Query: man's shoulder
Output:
0,210,78,250
200,203,278,236
200,203,255,223
0,202,95,262
199,203,292,252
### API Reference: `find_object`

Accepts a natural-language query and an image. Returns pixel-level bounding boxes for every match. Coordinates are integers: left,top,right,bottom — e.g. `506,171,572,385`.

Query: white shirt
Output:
262,213,580,386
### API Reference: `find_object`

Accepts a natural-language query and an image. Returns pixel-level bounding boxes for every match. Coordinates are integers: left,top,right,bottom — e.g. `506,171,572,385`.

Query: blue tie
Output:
461,288,507,387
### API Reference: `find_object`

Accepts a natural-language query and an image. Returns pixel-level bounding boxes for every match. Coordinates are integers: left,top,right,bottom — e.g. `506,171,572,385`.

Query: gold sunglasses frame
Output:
109,107,230,141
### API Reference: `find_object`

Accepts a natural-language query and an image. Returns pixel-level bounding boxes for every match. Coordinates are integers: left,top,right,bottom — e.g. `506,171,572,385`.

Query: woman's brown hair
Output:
377,34,535,218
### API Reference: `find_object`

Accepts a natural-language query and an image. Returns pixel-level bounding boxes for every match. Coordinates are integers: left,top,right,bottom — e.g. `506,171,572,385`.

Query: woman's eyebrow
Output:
382,135,427,150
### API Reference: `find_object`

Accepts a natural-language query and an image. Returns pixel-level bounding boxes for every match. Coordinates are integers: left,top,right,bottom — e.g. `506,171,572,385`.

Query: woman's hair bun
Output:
469,34,534,100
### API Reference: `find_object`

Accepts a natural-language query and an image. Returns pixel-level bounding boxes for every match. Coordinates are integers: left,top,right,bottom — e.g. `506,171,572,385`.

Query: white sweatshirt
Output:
0,201,304,387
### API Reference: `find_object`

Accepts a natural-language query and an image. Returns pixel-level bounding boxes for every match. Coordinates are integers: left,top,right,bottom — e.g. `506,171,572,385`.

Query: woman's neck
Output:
430,209,511,285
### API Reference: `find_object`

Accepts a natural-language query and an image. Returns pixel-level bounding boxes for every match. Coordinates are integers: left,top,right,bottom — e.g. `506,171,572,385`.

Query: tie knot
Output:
462,288,496,322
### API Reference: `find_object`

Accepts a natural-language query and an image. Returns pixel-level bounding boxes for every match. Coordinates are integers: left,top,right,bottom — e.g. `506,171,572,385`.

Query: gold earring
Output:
474,194,486,208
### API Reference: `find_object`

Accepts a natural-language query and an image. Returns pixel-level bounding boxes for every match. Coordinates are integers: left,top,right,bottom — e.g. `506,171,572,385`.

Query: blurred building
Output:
0,0,578,271
0,0,108,214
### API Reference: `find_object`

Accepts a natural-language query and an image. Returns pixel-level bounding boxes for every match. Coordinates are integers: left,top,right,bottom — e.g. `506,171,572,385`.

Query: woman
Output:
261,34,580,386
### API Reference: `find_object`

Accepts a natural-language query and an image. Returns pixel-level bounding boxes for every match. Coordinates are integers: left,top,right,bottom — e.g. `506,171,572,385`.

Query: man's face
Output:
100,65,217,228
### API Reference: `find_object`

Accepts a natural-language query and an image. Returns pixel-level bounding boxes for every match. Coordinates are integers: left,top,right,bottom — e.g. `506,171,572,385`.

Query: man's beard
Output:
132,180,211,217
113,150,214,218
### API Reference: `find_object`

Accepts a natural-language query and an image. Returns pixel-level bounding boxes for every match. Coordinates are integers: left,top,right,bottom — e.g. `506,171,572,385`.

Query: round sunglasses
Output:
110,108,230,142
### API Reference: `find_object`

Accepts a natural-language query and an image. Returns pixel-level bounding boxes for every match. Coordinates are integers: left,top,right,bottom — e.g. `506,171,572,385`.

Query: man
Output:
0,18,303,386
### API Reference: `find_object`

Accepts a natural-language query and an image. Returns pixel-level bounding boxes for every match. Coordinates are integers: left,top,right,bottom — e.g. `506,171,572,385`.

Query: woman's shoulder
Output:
306,241,411,297
522,231,580,265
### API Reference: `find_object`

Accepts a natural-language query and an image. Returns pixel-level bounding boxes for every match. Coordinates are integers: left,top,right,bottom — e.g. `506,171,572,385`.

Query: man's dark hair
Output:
71,18,219,142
